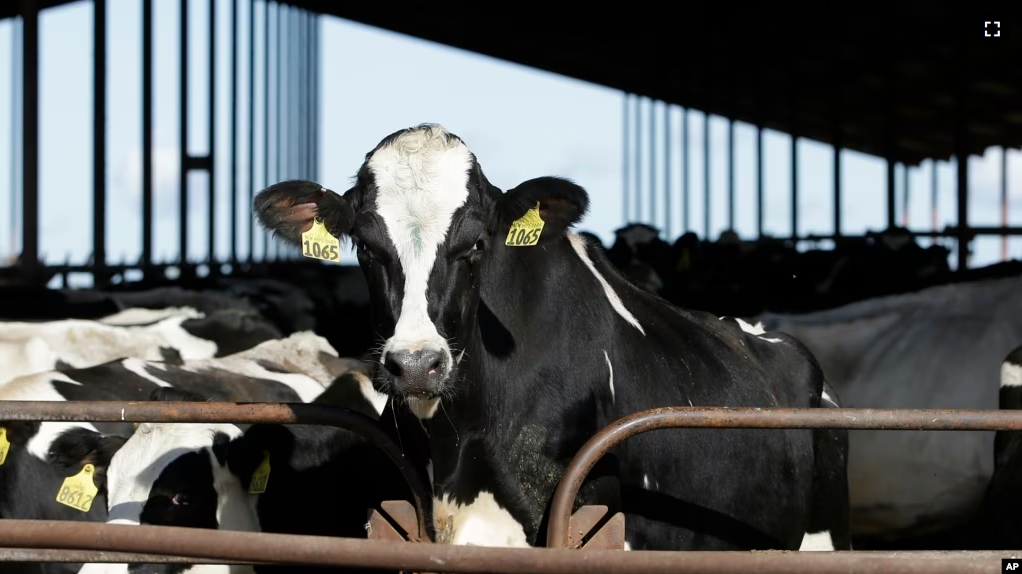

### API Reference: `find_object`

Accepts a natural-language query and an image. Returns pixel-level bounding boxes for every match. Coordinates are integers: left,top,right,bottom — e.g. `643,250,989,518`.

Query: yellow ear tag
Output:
55,464,99,512
505,202,545,247
248,451,271,494
301,218,341,262
0,427,10,466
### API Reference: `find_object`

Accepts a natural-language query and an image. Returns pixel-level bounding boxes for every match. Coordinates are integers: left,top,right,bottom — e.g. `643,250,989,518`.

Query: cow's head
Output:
253,124,588,416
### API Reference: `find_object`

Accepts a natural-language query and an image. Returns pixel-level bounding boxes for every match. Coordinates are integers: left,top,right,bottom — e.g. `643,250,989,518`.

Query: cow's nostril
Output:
383,354,404,377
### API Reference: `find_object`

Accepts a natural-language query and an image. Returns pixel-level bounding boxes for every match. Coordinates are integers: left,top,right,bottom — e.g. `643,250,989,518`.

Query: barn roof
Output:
5,2,1019,166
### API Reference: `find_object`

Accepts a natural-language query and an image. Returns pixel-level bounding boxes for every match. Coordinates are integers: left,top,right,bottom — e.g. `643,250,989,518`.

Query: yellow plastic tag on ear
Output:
505,202,545,247
55,464,99,512
301,218,341,262
248,451,271,494
0,427,9,466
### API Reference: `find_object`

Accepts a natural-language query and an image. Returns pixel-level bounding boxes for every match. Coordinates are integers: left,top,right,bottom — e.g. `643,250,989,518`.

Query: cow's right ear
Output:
47,427,127,492
253,180,355,248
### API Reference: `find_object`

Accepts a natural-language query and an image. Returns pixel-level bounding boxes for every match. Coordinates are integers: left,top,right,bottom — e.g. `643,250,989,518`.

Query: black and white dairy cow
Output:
0,333,350,514
969,344,1022,549
253,123,847,551
73,369,425,574
0,306,283,386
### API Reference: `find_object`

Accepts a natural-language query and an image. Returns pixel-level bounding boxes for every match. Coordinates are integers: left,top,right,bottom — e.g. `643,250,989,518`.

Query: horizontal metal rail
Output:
0,520,1016,573
545,406,1022,548
0,548,264,564
0,401,429,538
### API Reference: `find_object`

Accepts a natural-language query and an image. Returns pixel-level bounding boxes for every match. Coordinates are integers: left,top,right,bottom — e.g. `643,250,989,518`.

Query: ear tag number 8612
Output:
302,218,341,262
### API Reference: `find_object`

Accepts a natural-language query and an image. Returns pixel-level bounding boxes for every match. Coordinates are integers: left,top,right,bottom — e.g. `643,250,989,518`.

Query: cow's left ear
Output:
216,424,296,492
47,428,128,492
253,180,356,249
495,177,589,243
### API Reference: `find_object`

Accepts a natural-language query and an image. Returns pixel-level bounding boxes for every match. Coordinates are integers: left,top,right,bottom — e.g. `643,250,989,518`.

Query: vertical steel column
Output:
682,107,689,233
265,0,273,259
273,2,282,260
208,0,217,265
622,94,630,223
931,160,938,237
885,67,896,230
703,113,709,238
1001,147,1009,261
230,0,239,263
901,164,910,228
180,0,189,264
10,20,20,257
955,45,969,270
832,28,842,239
93,0,108,286
649,99,656,225
142,0,154,268
727,119,734,232
20,0,39,281
633,98,641,224
247,0,255,262
310,13,317,181
664,104,671,239
756,126,763,238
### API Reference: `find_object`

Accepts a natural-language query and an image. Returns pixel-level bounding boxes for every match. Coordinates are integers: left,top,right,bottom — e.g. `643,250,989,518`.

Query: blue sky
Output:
0,0,1020,286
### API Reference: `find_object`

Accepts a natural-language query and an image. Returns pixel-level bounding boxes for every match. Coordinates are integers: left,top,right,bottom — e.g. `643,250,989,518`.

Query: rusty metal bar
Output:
0,401,428,537
0,520,1010,573
546,405,1022,548
1,548,263,564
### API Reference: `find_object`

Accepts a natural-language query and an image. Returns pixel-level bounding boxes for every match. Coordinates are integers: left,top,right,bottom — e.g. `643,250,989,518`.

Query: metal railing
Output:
1,401,1020,572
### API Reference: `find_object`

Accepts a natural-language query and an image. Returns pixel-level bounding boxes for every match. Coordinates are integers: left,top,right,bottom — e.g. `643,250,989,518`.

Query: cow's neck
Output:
425,231,640,546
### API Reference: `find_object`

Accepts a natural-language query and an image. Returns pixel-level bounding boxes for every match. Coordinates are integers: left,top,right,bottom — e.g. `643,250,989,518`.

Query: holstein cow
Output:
758,273,1022,546
253,123,847,551
0,307,283,386
0,332,376,574
74,373,427,573
968,344,1022,550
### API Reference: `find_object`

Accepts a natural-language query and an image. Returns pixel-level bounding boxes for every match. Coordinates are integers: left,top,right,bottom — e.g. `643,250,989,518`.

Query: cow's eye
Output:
472,239,484,251
171,493,190,506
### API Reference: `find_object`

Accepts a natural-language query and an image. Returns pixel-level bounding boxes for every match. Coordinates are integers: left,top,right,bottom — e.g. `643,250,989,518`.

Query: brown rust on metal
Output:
546,406,1022,548
0,549,264,564
568,505,607,548
0,401,430,538
0,520,1011,573
582,513,625,550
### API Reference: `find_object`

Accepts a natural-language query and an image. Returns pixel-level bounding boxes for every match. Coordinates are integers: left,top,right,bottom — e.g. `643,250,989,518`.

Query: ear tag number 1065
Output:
505,202,545,247
0,427,10,466
302,219,341,262
55,464,99,513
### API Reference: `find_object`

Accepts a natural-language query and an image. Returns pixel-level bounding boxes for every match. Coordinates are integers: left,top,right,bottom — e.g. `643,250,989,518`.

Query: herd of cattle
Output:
1,123,1022,573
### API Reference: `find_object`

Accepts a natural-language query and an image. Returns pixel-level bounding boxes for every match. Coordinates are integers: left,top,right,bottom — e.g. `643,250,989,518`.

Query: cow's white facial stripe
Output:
433,491,529,547
604,350,615,403
566,233,645,336
369,127,473,370
104,422,244,526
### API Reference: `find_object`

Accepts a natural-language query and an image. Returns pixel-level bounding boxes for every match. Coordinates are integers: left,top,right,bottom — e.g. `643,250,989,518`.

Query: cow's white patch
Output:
79,561,250,574
0,315,217,371
104,422,247,527
1001,362,1022,388
0,336,57,386
799,530,835,551
758,336,784,344
0,372,100,459
643,474,651,489
623,541,632,551
566,232,645,336
99,306,204,326
821,390,838,407
369,125,471,375
121,358,173,388
426,460,434,484
229,331,339,387
604,350,615,403
433,491,529,547
409,397,440,420
734,317,766,335
352,371,389,417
